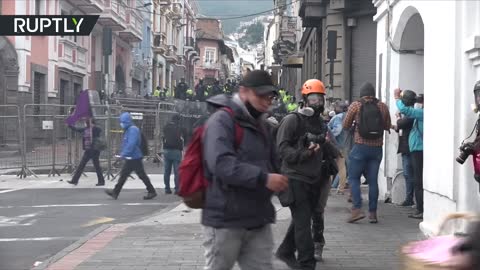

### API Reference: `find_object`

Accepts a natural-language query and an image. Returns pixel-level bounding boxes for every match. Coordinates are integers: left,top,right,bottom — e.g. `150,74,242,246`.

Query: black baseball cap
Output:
239,70,278,96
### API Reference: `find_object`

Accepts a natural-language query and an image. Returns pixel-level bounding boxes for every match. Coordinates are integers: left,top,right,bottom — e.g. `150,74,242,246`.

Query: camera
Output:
305,133,326,146
457,142,476,165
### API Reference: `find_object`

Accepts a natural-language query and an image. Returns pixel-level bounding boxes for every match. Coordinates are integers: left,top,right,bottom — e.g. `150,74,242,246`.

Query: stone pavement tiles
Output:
46,194,425,270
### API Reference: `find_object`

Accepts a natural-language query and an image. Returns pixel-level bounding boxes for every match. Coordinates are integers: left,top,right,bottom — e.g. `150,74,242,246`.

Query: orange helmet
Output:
301,79,326,96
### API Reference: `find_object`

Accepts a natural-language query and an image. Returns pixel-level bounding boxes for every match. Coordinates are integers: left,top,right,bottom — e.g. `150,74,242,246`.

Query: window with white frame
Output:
205,48,216,63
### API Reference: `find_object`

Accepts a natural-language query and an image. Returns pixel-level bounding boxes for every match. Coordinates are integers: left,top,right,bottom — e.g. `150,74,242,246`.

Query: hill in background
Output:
197,0,273,34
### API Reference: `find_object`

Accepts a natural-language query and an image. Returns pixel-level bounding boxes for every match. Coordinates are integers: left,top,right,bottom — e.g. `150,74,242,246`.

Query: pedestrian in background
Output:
67,119,105,186
162,114,185,194
105,112,157,200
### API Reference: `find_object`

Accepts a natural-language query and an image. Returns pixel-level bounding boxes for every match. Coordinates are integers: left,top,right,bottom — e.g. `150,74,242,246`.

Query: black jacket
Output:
163,121,185,151
69,125,101,151
396,117,414,154
202,94,277,229
276,113,337,184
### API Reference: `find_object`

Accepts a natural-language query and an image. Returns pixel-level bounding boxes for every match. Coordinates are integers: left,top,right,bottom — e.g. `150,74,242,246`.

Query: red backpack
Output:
178,107,244,209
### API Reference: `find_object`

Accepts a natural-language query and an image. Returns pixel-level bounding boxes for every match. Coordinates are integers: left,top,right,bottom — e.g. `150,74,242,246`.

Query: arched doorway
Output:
0,37,19,147
390,8,425,205
0,37,19,105
115,65,126,97
396,12,424,93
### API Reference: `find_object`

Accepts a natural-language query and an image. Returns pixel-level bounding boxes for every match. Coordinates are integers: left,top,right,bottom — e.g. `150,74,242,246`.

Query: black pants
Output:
277,180,321,270
312,178,330,245
411,151,424,213
113,159,156,195
71,149,104,184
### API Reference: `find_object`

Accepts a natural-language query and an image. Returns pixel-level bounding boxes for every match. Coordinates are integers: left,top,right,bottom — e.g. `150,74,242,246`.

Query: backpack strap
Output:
220,107,244,150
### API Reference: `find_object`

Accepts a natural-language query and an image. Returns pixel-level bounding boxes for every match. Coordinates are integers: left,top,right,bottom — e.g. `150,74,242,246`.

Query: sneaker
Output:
369,212,378,224
165,189,172,195
105,189,118,200
408,212,423,219
143,192,157,200
67,180,78,186
275,251,301,269
314,242,324,262
400,200,414,207
347,208,366,223
96,183,105,187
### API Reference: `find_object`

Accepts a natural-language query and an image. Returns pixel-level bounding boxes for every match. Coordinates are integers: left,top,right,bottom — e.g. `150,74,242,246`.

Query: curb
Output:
30,201,183,270
31,224,112,270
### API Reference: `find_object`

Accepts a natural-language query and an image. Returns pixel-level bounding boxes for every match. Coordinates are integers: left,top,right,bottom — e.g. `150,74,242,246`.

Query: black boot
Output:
312,213,325,261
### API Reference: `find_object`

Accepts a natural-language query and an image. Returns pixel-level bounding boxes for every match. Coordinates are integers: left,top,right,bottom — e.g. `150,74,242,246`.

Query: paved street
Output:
0,173,425,270
0,174,180,270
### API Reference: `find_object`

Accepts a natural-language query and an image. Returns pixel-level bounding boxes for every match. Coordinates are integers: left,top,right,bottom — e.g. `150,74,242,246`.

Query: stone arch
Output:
392,6,424,50
0,36,19,105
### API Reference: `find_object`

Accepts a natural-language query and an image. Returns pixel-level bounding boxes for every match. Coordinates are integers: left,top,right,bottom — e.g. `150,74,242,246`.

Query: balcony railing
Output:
58,38,88,71
184,36,195,48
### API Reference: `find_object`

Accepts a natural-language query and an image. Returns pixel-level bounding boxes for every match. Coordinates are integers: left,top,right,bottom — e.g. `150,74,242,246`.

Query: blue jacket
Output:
396,100,423,152
202,94,277,229
328,112,347,150
120,112,143,160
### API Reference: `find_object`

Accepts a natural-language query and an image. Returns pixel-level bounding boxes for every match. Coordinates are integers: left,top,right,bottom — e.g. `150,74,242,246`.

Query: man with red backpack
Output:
197,70,288,270
343,82,391,223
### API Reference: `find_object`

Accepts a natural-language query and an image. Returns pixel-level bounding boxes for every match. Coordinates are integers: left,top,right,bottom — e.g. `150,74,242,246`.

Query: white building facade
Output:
374,0,480,235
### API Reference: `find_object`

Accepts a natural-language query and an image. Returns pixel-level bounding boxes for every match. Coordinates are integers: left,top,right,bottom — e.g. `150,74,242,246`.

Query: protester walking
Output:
67,119,105,186
105,112,157,200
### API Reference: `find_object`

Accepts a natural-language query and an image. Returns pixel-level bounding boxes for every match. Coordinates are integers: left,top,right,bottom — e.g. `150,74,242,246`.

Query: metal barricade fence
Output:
0,105,23,176
4,100,209,178
23,104,76,177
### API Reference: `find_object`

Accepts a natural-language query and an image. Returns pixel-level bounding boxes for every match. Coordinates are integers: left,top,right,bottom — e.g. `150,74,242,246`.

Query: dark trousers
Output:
411,151,424,213
71,149,104,184
113,159,156,195
312,178,331,245
277,180,321,270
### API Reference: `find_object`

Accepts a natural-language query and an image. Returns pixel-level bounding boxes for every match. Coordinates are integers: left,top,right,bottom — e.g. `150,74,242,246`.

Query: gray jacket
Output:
201,94,277,229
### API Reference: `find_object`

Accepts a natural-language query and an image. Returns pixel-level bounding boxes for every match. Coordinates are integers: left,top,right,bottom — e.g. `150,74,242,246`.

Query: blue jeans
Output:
401,153,415,203
164,149,182,192
348,144,383,212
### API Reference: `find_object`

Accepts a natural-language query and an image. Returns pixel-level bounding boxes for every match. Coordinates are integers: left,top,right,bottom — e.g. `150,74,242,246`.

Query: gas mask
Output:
305,93,325,115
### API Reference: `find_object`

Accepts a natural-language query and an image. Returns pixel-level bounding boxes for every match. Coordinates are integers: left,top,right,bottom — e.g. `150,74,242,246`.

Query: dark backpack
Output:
358,99,384,140
178,107,244,209
140,132,149,156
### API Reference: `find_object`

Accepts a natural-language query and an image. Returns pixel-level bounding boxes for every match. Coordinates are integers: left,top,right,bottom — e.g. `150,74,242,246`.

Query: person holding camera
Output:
392,90,417,207
275,79,338,270
395,88,424,219
343,82,391,224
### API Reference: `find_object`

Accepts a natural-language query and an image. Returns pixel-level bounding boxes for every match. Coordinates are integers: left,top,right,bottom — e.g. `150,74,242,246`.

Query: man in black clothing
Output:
211,79,223,96
162,114,186,194
275,79,338,270
195,79,206,101
68,119,105,186
175,78,189,100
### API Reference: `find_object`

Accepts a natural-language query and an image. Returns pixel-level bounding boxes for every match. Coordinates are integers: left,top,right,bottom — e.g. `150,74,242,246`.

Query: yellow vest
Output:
153,90,160,97
287,103,298,112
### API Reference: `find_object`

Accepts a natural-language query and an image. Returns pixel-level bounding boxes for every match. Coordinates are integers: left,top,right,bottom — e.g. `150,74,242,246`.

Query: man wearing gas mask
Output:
275,79,339,270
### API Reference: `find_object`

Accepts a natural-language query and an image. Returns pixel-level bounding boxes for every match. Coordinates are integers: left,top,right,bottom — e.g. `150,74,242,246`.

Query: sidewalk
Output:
35,191,424,270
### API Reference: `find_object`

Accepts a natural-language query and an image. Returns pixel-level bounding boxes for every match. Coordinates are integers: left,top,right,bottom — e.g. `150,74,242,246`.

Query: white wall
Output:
375,0,480,235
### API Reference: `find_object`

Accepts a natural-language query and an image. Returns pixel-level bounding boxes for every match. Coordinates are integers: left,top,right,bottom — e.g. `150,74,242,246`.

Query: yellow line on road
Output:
81,217,115,227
